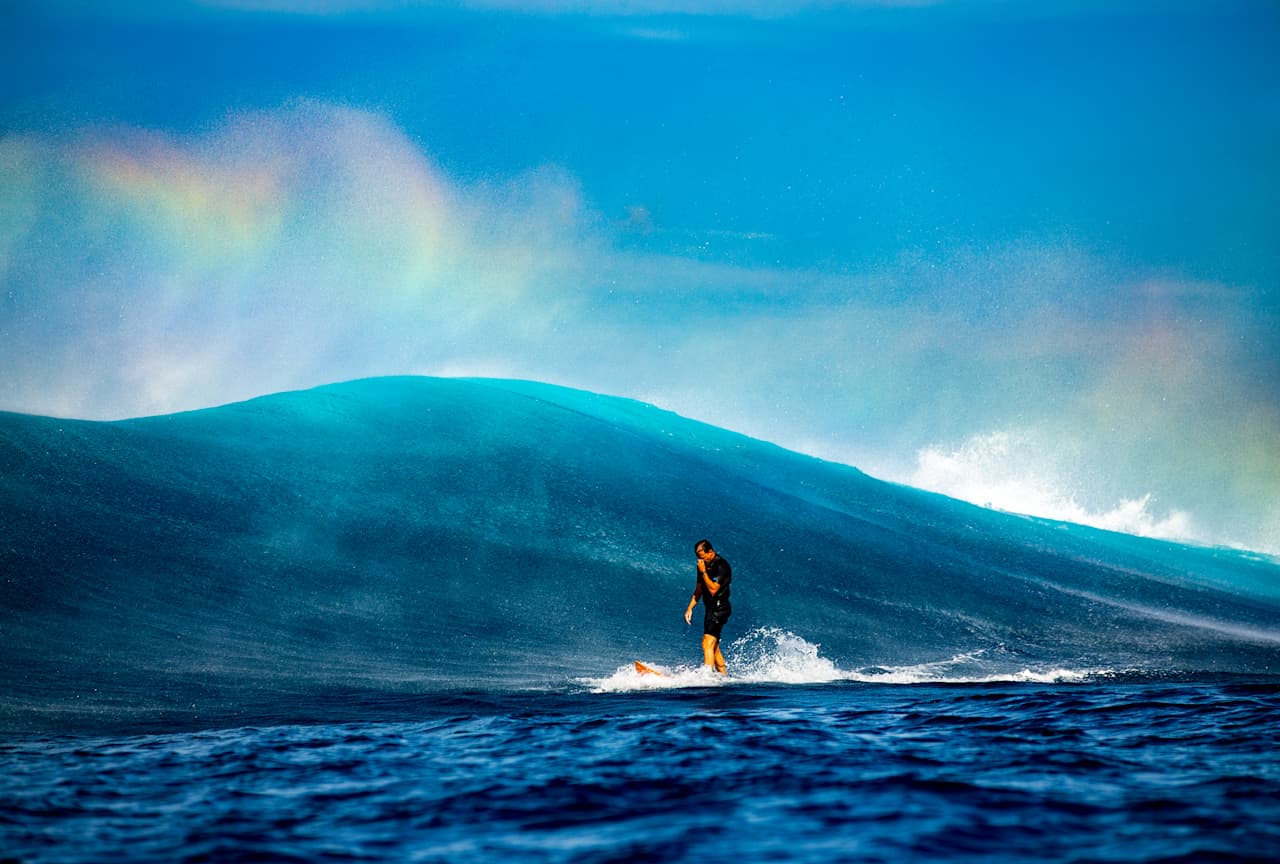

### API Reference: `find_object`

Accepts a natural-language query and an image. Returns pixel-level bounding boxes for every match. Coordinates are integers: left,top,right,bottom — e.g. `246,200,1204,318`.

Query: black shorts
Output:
703,608,731,639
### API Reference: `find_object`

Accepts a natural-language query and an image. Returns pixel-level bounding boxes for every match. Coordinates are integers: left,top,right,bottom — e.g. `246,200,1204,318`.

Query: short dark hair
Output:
694,539,713,554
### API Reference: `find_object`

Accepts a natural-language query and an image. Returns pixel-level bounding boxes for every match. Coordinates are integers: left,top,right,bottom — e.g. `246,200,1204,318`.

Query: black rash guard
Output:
700,556,732,635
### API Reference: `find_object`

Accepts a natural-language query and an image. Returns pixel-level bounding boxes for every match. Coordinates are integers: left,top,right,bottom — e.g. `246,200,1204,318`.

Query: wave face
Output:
1,377,1277,731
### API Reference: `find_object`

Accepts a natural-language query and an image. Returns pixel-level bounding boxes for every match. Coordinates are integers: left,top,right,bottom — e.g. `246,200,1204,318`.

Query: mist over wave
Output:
1,376,1277,732
906,430,1208,548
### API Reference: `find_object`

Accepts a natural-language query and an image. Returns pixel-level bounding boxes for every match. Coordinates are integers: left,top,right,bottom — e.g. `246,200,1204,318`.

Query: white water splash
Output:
904,429,1203,545
581,628,1108,692
847,653,1098,685
582,662,728,692
727,626,845,684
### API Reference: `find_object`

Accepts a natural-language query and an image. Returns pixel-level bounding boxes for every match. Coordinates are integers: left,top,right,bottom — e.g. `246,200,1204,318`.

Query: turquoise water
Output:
1,377,1278,860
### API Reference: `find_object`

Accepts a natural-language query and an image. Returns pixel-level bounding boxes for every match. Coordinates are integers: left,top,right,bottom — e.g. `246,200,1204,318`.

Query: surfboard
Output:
634,661,664,676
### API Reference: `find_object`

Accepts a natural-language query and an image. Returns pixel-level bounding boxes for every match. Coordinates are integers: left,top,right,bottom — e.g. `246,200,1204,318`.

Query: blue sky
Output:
1,0,1277,553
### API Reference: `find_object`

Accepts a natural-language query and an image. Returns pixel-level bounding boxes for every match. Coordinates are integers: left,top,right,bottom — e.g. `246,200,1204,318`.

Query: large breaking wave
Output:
1,377,1277,731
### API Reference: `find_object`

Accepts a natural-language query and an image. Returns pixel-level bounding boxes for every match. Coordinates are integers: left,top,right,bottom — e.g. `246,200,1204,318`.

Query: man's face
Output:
696,547,714,562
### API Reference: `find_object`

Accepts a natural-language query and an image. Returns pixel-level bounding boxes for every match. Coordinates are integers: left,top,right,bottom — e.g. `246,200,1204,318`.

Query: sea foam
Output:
582,628,1105,692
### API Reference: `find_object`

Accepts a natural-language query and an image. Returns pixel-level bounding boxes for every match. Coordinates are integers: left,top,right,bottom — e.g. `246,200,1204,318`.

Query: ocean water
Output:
2,377,1279,860
3,668,1279,862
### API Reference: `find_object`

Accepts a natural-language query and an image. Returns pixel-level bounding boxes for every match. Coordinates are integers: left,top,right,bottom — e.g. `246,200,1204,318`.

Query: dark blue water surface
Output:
3,680,1278,864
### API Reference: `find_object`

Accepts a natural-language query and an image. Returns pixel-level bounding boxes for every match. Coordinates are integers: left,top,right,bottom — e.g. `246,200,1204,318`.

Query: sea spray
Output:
583,629,1110,692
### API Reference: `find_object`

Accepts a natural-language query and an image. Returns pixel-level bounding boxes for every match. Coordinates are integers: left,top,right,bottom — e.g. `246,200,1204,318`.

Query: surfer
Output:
684,539,732,674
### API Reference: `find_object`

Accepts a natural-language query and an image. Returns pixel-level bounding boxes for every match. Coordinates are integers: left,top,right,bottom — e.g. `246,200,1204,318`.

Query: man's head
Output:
695,539,715,561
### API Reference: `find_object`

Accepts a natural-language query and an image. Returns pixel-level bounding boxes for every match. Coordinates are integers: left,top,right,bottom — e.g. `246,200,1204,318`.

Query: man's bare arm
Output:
698,559,721,595
684,568,704,624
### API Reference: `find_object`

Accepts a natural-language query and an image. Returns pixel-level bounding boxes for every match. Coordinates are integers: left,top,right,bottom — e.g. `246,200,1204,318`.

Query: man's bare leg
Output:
702,634,727,675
